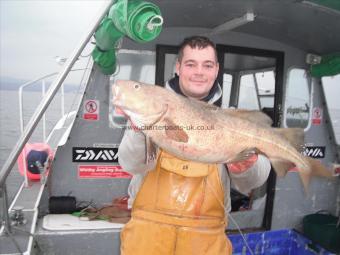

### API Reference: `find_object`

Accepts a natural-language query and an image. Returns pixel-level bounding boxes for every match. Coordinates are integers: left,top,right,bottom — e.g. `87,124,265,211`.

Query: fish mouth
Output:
114,104,168,128
112,84,168,127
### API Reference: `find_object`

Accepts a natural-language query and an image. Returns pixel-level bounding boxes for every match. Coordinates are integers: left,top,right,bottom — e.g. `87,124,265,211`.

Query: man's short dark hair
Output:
177,36,218,62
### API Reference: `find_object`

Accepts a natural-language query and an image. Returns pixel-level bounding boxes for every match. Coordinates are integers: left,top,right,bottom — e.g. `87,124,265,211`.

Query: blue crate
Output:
228,229,335,255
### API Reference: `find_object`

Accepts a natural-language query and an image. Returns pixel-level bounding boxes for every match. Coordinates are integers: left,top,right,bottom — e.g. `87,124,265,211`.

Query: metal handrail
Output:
18,68,90,141
0,0,113,188
18,72,58,138
18,67,90,187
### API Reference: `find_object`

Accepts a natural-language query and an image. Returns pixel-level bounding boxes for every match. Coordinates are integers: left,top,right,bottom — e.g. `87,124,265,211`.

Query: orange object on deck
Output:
17,143,53,181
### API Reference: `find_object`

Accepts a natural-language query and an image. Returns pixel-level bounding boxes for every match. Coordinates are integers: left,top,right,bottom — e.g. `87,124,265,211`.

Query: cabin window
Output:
238,70,275,111
255,71,275,109
164,54,177,83
112,50,156,83
238,74,259,109
321,74,340,144
110,50,156,128
221,74,232,109
284,68,311,129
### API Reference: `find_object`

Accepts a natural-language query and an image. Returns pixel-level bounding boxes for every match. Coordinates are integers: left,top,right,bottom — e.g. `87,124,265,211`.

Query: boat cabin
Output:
1,1,339,254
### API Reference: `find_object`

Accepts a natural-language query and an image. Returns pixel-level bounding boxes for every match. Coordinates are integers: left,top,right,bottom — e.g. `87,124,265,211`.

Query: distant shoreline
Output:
0,76,79,92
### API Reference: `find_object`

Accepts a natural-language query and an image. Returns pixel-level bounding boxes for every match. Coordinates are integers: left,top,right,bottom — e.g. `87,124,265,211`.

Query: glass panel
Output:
114,50,155,83
164,54,177,84
110,50,155,128
260,97,274,108
238,74,259,110
284,68,310,128
255,70,275,111
221,73,232,109
255,71,275,96
322,74,340,144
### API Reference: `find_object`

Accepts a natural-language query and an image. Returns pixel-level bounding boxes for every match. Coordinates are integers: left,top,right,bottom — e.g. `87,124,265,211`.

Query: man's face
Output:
176,45,219,99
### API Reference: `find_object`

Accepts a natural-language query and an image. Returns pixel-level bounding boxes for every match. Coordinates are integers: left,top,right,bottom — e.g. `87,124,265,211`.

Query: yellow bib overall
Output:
120,150,232,255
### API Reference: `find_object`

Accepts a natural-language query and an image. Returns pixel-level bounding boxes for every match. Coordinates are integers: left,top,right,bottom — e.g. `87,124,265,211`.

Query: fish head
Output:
112,80,168,128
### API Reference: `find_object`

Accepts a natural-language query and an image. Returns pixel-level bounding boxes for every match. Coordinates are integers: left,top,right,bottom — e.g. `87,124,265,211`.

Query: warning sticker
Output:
83,100,99,120
312,107,322,125
78,165,132,179
334,165,340,175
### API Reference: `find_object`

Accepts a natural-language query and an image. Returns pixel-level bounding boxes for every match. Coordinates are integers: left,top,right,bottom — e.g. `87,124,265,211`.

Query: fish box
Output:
228,229,335,255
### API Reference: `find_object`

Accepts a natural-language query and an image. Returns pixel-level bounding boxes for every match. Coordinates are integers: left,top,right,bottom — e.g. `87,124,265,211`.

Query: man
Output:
118,36,271,255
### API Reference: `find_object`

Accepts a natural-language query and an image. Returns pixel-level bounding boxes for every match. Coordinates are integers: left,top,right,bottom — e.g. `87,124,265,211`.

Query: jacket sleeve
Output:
118,127,157,175
228,155,271,195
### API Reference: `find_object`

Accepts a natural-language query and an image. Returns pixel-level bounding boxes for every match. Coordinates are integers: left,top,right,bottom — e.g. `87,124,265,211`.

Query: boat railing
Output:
17,66,92,189
0,1,113,234
18,69,89,143
18,72,58,142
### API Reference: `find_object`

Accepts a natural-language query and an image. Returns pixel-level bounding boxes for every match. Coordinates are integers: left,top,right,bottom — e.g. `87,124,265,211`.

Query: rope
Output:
205,178,255,255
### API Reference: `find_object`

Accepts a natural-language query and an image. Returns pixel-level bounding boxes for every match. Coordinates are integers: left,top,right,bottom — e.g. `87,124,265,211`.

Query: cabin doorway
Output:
216,44,284,230
155,43,284,230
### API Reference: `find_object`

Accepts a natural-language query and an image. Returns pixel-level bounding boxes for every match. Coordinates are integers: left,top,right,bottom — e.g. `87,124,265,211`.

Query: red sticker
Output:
83,100,99,121
334,165,340,175
312,107,322,125
78,165,132,179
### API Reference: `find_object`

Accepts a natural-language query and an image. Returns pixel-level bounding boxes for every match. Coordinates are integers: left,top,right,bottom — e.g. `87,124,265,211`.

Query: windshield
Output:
322,74,340,145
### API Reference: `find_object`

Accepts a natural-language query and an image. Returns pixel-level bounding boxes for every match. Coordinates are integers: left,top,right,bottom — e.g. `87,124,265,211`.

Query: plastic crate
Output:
228,229,335,255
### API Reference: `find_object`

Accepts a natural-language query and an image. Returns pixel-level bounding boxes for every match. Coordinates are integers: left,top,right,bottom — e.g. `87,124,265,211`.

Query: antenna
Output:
208,12,255,35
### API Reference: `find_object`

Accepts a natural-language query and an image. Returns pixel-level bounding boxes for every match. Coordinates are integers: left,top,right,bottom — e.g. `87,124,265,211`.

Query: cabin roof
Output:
151,0,340,54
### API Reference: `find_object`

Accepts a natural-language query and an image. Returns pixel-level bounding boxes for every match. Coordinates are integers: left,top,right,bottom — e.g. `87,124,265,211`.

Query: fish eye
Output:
134,83,140,90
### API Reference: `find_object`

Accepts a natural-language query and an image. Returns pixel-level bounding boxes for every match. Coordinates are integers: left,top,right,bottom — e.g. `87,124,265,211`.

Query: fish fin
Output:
304,156,334,178
187,99,272,128
163,118,189,143
274,128,305,152
227,148,257,163
187,98,219,111
145,137,158,164
223,109,273,127
270,159,296,177
295,157,333,193
298,169,312,194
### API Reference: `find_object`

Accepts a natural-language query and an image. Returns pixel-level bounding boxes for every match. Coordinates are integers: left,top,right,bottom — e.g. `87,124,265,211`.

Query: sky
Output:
1,1,339,109
0,0,107,82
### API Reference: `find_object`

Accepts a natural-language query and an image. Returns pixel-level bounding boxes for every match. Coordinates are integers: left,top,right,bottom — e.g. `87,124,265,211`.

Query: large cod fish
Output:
112,80,333,191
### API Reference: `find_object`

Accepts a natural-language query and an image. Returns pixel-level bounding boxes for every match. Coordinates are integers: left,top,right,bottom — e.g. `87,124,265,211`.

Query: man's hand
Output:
227,154,258,174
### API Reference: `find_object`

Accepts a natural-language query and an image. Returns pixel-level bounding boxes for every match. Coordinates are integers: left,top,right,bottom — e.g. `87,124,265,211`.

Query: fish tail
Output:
297,166,312,193
297,156,334,192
